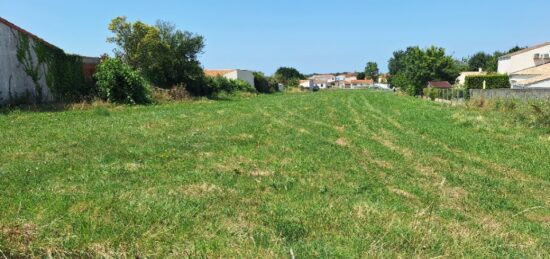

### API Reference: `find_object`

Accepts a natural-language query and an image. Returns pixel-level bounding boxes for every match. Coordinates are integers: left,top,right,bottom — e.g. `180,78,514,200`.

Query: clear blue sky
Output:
2,0,550,75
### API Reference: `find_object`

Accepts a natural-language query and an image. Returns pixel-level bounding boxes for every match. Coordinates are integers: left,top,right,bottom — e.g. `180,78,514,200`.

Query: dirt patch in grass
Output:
1,223,38,251
181,183,223,197
336,137,349,147
389,188,416,200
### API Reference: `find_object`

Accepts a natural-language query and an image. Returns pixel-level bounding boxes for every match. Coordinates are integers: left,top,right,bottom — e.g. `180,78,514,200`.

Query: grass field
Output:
1,90,549,257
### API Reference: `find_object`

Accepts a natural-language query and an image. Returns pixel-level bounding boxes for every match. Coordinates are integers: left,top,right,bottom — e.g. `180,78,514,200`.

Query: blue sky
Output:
2,0,550,74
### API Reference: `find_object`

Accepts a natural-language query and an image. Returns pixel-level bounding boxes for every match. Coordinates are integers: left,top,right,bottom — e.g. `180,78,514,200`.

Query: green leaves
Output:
94,58,152,104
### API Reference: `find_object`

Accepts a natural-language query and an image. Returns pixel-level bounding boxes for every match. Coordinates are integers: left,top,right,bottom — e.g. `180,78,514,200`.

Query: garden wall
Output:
470,88,550,101
0,17,99,105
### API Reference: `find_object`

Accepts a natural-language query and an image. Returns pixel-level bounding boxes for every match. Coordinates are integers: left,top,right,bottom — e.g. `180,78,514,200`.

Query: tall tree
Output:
387,46,460,95
107,16,205,89
467,52,493,71
356,72,366,80
365,62,380,82
274,67,304,86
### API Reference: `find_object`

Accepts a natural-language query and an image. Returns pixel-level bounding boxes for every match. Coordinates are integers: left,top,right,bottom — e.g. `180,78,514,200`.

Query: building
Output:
299,79,328,89
498,42,550,75
204,69,255,87
456,69,487,86
0,17,99,105
497,42,550,88
509,63,550,88
427,81,453,89
349,79,374,88
309,74,336,83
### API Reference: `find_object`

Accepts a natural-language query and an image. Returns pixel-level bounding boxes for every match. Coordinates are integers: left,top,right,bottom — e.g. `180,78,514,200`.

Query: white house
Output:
509,63,550,88
204,69,255,87
300,79,329,89
456,69,487,86
497,42,550,88
309,74,336,83
498,42,550,75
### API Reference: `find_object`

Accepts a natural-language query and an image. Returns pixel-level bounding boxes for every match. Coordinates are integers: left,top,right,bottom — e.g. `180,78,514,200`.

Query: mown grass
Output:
0,90,548,257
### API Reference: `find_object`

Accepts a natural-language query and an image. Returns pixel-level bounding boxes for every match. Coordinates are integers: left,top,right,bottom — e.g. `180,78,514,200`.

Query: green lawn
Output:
1,90,548,257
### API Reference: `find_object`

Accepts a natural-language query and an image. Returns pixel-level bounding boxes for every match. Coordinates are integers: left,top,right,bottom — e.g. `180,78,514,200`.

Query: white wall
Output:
223,70,255,87
528,79,550,88
498,44,550,74
0,22,51,104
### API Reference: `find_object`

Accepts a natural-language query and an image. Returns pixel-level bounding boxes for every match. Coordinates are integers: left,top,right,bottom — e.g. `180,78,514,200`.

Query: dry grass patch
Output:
335,137,349,147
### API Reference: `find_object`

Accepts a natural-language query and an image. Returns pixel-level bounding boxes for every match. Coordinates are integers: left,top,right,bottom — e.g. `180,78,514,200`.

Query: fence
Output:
470,88,550,101
425,88,467,104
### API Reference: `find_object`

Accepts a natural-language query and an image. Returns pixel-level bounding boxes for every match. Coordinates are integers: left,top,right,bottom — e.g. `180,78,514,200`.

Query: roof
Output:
459,71,488,76
0,16,57,49
428,81,453,88
516,74,550,86
499,42,550,59
204,69,236,77
511,62,550,75
350,79,374,84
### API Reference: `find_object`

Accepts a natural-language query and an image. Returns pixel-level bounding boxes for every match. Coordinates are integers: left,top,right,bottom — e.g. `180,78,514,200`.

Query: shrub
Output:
94,58,151,104
465,74,510,90
253,72,278,93
151,85,192,103
204,76,256,96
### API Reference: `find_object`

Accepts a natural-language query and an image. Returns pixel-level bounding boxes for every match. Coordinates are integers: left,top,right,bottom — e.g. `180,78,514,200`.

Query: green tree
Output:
388,46,460,96
274,67,304,86
253,72,278,93
365,62,379,82
356,72,366,80
467,52,493,71
107,17,205,89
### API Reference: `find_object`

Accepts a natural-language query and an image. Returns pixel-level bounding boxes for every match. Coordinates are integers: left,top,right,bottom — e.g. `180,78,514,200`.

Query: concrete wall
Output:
498,45,550,74
223,70,255,87
470,88,550,101
0,21,52,104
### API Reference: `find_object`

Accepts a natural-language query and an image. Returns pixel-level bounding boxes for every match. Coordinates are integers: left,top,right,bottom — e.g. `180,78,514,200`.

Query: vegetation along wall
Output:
0,18,99,105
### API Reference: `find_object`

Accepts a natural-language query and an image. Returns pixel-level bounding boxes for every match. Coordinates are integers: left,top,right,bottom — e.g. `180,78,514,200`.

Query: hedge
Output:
465,74,510,90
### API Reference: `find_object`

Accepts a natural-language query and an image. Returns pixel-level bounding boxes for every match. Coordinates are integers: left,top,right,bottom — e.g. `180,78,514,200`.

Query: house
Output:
456,69,487,85
0,17,99,104
309,74,336,83
427,81,453,89
300,79,329,89
497,42,550,88
349,79,374,88
204,69,255,87
377,74,389,84
498,42,550,75
509,63,550,88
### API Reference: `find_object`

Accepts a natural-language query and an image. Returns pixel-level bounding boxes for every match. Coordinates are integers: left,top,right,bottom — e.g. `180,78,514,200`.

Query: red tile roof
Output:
350,79,374,84
428,81,452,88
204,69,235,77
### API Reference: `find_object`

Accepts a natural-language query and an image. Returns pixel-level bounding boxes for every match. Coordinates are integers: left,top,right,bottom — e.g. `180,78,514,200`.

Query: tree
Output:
107,17,205,90
253,72,278,93
274,67,304,86
356,72,366,80
387,46,460,96
467,52,493,71
365,62,379,82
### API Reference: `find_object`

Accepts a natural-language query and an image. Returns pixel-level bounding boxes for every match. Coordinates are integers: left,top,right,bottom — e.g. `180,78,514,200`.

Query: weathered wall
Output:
470,88,550,101
0,21,52,104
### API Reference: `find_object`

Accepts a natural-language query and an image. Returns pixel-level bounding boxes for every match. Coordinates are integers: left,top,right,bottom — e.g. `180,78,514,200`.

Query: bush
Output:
465,74,510,90
151,85,192,103
94,58,152,104
253,72,278,93
467,98,550,129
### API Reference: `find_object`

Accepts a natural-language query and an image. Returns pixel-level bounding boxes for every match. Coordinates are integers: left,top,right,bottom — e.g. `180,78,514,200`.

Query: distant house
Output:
299,79,314,88
299,79,328,89
456,69,487,85
204,69,255,87
498,42,550,75
497,42,550,88
349,79,374,88
427,81,453,89
378,74,389,84
309,74,336,83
